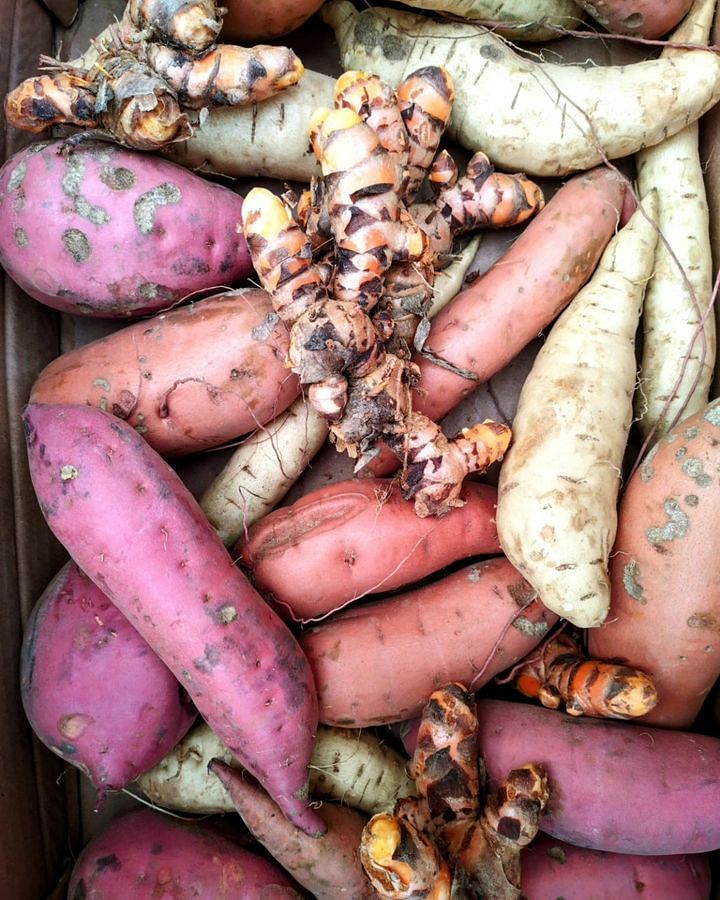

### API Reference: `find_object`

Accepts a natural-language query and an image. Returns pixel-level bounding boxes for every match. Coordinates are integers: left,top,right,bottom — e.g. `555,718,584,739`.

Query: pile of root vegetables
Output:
5,0,720,896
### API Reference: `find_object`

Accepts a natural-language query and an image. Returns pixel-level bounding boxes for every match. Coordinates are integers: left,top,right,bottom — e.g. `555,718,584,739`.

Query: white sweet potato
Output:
323,0,720,176
0,139,252,317
137,719,417,816
496,194,659,628
23,402,324,837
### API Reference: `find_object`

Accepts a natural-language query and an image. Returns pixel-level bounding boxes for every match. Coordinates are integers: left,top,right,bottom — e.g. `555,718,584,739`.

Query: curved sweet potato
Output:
475,699,720,855
577,0,694,38
237,478,501,622
30,288,299,457
21,560,196,799
589,398,720,728
0,139,252,317
300,556,558,726
521,834,711,899
67,808,303,898
211,761,375,899
23,402,324,837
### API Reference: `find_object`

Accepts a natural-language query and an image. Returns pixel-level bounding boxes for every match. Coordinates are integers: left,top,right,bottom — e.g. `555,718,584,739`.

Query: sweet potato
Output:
323,0,720,176
211,761,376,899
0,139,252,317
633,0,717,441
588,398,720,728
496,193,659,628
137,719,417,816
67,807,303,898
21,560,196,799
300,556,558,726
23,402,324,836
30,288,298,457
237,478,501,622
475,699,720,855
576,0,694,37
521,834,711,899
221,0,326,40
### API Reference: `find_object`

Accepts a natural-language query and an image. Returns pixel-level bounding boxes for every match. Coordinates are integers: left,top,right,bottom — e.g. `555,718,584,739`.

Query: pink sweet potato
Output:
21,560,196,799
475,699,720,855
211,760,375,899
0,139,252,317
67,808,303,898
237,478,501,622
23,402,324,836
589,398,720,728
521,834,711,899
300,556,558,726
30,288,299,457
577,0,694,38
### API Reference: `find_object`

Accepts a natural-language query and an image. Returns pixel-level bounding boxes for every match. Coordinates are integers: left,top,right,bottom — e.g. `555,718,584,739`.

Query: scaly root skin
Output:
510,633,659,719
139,43,304,108
334,69,409,167
360,813,453,900
4,73,98,132
120,0,224,53
401,417,512,518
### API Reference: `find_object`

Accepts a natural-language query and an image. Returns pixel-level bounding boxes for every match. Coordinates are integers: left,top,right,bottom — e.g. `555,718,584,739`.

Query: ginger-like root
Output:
4,73,98,133
506,632,659,719
360,813,453,900
119,0,224,53
138,42,304,109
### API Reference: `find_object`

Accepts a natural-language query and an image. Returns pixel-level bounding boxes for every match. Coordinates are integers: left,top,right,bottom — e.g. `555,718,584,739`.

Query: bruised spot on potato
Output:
58,713,94,739
134,183,182,235
7,159,27,191
95,854,122,872
62,155,111,225
639,442,660,482
622,560,646,603
685,494,699,507
62,228,91,263
215,604,238,625
704,403,720,427
687,614,720,631
14,227,28,248
252,312,281,342
647,499,689,545
194,644,221,673
99,165,136,191
512,616,549,638
682,458,712,487
171,256,210,276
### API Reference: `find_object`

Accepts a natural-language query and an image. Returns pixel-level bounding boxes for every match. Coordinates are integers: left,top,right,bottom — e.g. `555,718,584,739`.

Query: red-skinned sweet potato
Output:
67,807,303,898
577,0,694,38
23,402,324,837
300,557,558,726
521,833,711,899
589,398,720,728
21,560,196,799
0,139,252,317
30,288,299,457
237,478,501,622
474,699,720,855
211,760,375,899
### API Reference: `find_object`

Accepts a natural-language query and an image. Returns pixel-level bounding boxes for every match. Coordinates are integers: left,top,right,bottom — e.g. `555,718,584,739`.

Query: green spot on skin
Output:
60,464,79,481
216,605,238,624
8,161,27,191
62,228,91,263
623,560,645,603
682,458,712,488
93,377,111,391
675,447,687,459
685,494,699,507
134,183,182,235
684,425,700,440
647,499,689,545
14,227,28,248
640,443,660,482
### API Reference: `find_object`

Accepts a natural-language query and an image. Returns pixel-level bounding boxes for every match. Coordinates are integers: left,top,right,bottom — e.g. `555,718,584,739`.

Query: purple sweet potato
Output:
475,699,720,855
0,139,252,317
67,807,303,898
23,402,324,837
521,834,711,899
30,288,299,457
21,560,196,799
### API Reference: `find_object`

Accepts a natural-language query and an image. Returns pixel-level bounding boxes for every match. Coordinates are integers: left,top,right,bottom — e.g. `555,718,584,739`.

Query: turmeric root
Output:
118,0,224,53
504,632,659,719
4,73,98,134
360,683,550,898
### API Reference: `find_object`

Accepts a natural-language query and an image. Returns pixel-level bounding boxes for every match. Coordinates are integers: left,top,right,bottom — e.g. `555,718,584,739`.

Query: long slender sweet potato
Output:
495,194,659,628
67,807,303,898
237,478,501,622
211,761,376,899
21,560,196,799
0,139,252,317
30,288,299,457
474,699,720,855
323,0,720,176
300,557,558,726
588,398,720,728
521,834,711,898
23,402,324,836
